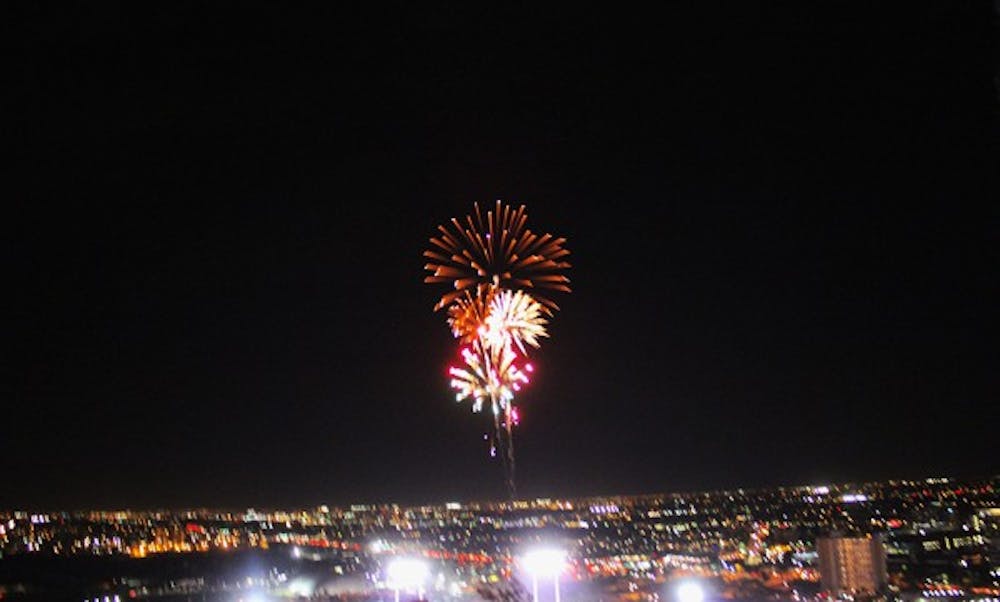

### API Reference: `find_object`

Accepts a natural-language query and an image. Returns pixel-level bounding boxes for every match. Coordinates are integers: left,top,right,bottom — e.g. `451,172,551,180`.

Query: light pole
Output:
522,548,566,602
386,558,429,602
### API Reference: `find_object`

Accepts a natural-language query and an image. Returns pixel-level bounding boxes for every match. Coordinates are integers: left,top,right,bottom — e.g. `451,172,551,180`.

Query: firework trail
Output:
425,201,570,497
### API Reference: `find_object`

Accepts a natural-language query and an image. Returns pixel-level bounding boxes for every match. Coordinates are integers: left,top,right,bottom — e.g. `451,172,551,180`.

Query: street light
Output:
522,548,566,602
386,558,429,602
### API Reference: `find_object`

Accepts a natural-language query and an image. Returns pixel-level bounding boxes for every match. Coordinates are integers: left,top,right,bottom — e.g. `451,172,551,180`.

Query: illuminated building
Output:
817,534,887,595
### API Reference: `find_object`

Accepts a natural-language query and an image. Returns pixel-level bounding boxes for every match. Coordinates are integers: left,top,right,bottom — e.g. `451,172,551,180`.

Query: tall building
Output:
817,534,887,595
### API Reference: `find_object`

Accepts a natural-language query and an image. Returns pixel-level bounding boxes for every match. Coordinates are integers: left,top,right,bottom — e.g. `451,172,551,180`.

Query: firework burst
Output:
425,201,570,498
484,289,548,355
448,340,530,414
446,285,497,344
423,201,571,313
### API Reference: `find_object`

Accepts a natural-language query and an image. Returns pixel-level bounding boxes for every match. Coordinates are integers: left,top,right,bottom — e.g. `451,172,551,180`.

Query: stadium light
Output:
676,580,706,602
386,557,429,602
522,548,566,602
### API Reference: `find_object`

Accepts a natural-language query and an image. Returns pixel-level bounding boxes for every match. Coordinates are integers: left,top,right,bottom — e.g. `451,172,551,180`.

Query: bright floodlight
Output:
676,581,705,602
522,548,566,577
386,558,430,590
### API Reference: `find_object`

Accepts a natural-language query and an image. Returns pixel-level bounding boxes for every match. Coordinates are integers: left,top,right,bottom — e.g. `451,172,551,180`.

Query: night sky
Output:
7,6,997,509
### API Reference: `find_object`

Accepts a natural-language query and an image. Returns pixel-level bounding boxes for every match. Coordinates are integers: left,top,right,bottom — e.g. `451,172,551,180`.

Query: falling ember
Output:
423,200,571,497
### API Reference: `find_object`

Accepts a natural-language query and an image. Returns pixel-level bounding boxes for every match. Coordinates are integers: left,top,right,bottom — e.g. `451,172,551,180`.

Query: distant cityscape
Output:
1,475,997,601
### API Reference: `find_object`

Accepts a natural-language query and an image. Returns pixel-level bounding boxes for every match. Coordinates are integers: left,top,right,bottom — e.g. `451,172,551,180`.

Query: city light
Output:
1,476,997,600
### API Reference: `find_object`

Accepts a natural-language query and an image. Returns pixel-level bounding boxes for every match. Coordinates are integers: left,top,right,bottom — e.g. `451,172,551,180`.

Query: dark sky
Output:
6,6,998,509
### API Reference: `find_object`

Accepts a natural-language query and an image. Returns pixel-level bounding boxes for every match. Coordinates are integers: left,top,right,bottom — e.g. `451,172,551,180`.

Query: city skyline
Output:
1,474,997,600
7,5,997,508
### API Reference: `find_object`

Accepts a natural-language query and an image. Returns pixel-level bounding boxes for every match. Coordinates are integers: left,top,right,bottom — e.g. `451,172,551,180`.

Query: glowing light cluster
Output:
425,201,570,495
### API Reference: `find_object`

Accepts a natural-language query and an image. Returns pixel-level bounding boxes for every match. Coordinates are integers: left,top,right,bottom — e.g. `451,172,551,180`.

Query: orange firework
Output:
446,284,497,344
423,201,571,313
